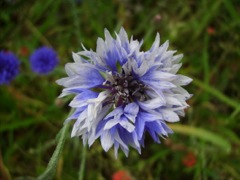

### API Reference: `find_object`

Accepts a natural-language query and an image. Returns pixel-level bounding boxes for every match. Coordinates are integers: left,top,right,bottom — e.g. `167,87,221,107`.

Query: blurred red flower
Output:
112,170,132,180
207,27,215,35
182,152,196,167
20,46,29,56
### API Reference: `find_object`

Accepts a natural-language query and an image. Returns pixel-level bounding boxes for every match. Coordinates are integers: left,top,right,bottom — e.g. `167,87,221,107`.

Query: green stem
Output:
78,146,87,180
37,123,70,180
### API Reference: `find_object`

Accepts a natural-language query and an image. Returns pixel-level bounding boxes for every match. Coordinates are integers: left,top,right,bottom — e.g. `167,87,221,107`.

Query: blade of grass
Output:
69,0,82,46
25,19,52,46
222,164,240,179
220,19,240,33
169,124,231,153
30,0,55,23
193,1,222,39
203,33,209,85
193,78,240,109
228,106,240,123
223,0,239,21
0,118,46,132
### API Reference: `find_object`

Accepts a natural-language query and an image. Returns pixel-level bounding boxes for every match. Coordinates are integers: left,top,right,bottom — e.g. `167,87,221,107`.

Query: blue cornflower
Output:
30,46,58,74
0,51,20,85
57,28,192,157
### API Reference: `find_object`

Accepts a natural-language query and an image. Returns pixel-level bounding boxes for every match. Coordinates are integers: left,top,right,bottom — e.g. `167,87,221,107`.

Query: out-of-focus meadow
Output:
1,0,240,179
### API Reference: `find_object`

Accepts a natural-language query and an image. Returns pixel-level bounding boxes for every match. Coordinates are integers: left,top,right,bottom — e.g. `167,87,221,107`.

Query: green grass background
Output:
0,0,240,179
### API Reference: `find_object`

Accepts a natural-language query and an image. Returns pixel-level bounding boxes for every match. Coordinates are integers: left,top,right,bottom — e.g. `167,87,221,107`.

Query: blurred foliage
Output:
0,0,240,179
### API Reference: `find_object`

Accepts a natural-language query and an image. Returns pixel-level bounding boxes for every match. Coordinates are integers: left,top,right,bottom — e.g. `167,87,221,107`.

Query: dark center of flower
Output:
104,71,147,107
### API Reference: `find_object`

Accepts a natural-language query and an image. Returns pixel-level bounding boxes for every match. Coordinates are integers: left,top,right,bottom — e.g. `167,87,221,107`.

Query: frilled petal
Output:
118,127,140,151
135,116,145,140
142,80,176,90
56,64,104,88
100,130,114,152
116,27,129,51
138,97,166,110
172,54,183,63
72,52,87,63
119,116,135,132
58,86,84,98
123,102,139,123
161,109,180,122
65,106,86,123
135,111,165,140
104,106,123,120
145,121,161,143
149,33,160,52
141,70,176,82
172,75,192,86
96,30,128,71
104,119,120,130
71,109,88,137
69,90,98,107
165,96,183,106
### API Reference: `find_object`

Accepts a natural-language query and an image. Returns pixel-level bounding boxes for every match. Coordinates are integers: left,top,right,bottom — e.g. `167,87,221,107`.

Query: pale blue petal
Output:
142,80,176,90
149,33,160,52
138,111,163,122
172,54,183,63
118,27,130,53
124,102,139,123
101,131,114,152
161,121,173,134
166,96,183,106
119,119,135,132
141,71,176,82
72,52,88,64
114,130,129,151
145,121,161,143
65,106,86,123
69,90,98,107
95,119,108,137
135,117,145,140
114,142,120,158
58,86,83,98
138,97,166,110
56,64,104,88
169,63,182,74
104,119,119,130
173,75,192,86
104,106,123,120
161,109,179,122
118,127,140,151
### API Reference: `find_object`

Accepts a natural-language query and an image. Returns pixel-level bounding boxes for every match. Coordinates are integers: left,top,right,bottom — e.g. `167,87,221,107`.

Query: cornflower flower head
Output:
0,50,20,85
30,46,58,74
57,27,192,157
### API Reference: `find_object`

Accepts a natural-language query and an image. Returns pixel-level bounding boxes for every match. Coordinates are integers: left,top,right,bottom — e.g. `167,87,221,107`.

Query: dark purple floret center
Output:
106,72,147,106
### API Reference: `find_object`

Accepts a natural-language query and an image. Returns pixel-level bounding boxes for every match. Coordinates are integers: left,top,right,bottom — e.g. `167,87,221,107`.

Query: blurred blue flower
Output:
0,51,20,85
57,27,192,157
30,46,58,74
